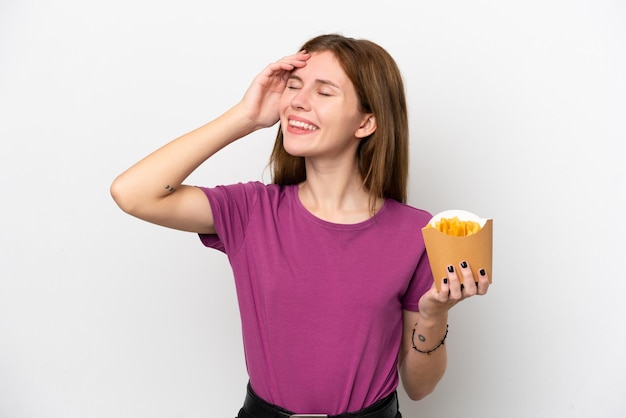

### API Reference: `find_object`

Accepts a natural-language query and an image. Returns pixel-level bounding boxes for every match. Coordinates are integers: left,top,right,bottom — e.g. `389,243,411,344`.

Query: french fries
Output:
426,216,481,237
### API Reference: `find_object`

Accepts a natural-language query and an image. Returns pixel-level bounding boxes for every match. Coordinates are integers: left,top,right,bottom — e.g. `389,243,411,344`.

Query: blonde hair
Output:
270,34,409,208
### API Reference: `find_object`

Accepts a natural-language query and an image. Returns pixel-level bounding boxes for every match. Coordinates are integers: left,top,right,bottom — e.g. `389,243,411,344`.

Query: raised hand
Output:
238,50,310,129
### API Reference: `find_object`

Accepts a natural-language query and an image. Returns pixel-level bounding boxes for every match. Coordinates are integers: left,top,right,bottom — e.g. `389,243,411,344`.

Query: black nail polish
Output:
447,265,454,273
479,269,486,276
443,278,448,284
461,261,468,269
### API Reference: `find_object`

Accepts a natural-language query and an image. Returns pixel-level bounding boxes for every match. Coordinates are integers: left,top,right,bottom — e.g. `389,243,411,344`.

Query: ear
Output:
355,114,377,139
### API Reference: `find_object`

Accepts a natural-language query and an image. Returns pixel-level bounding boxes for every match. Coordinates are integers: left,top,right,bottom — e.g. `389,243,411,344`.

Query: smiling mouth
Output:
288,119,318,131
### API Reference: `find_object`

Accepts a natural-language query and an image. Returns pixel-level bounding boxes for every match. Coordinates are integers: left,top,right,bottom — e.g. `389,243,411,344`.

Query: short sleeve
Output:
401,236,434,312
197,182,262,255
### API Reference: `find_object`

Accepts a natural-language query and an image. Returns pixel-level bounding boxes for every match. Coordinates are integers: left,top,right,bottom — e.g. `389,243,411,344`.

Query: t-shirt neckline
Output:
288,184,388,230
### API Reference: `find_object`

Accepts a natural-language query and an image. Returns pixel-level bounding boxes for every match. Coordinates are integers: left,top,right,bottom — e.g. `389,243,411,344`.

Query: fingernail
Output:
460,261,468,269
447,265,454,273
479,269,486,276
443,278,448,284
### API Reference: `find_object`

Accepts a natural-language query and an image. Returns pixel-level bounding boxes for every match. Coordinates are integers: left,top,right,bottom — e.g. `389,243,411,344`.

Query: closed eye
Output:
286,75,302,90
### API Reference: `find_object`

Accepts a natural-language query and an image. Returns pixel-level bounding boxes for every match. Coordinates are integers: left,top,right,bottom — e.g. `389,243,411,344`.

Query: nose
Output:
290,88,311,111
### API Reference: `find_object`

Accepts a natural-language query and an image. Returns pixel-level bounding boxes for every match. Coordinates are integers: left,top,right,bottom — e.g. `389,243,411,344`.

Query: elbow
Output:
404,385,437,402
399,363,445,401
110,175,138,215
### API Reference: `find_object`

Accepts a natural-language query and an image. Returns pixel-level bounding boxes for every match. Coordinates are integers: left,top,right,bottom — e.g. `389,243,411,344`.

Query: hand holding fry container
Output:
422,210,493,291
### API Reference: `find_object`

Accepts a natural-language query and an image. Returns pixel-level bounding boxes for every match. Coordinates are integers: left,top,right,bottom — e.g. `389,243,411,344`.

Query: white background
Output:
1,0,625,417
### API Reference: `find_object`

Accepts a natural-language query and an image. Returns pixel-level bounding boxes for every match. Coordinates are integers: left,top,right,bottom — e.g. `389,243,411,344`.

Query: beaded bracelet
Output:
411,323,449,355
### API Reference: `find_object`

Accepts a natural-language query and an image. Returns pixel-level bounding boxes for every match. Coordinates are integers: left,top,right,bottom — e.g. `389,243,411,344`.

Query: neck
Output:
298,158,381,224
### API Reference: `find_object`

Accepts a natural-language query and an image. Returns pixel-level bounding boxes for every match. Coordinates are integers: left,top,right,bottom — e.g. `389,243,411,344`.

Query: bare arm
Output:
110,51,310,233
399,261,490,400
398,309,448,400
110,106,256,233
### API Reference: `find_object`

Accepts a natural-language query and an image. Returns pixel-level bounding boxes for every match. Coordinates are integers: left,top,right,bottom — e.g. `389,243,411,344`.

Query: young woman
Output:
111,34,490,418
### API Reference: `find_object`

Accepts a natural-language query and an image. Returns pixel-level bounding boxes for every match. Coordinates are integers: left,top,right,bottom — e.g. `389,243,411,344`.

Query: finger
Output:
281,50,310,60
294,49,311,59
274,51,311,70
446,265,463,300
261,61,297,78
476,268,490,295
437,276,450,302
260,56,309,80
459,261,477,297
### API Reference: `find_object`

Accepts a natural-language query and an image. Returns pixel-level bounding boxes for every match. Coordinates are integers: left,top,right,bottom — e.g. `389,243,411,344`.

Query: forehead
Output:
292,51,351,86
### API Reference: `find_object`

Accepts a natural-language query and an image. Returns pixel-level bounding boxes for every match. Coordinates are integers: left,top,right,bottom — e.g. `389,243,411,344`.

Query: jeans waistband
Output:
241,383,399,418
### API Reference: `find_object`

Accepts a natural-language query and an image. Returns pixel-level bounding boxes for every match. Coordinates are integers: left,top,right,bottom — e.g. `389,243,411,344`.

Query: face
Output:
279,51,375,162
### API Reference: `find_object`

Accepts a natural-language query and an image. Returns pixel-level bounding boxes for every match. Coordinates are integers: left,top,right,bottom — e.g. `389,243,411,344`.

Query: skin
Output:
400,261,489,400
110,49,490,402
279,51,379,223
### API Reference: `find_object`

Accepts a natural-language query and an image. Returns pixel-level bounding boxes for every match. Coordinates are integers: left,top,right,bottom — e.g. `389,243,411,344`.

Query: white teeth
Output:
288,119,317,131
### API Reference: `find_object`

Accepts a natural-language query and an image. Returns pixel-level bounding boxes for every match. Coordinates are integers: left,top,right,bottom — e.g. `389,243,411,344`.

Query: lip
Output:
285,115,319,133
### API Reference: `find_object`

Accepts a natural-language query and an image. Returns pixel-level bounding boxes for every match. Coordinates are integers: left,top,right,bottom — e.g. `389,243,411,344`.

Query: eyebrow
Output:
288,75,341,90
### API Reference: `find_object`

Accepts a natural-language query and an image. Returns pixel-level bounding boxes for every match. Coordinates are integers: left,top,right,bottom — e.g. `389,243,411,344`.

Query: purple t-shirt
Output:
198,182,432,414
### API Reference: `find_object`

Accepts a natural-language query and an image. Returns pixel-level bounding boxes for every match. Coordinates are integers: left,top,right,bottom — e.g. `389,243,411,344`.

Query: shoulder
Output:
382,199,432,228
201,181,297,209
243,181,294,201
202,181,285,197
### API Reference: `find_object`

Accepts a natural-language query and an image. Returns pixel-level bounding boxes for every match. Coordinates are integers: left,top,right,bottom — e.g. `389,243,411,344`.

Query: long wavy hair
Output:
269,34,409,209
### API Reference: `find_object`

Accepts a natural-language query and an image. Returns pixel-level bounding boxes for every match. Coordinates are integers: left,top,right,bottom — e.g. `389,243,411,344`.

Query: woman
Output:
111,33,490,418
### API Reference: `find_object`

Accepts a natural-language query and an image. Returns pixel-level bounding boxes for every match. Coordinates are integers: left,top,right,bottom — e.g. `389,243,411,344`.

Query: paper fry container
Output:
421,210,493,291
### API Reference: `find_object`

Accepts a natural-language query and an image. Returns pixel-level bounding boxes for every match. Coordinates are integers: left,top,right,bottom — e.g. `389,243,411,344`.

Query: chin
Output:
282,139,310,158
